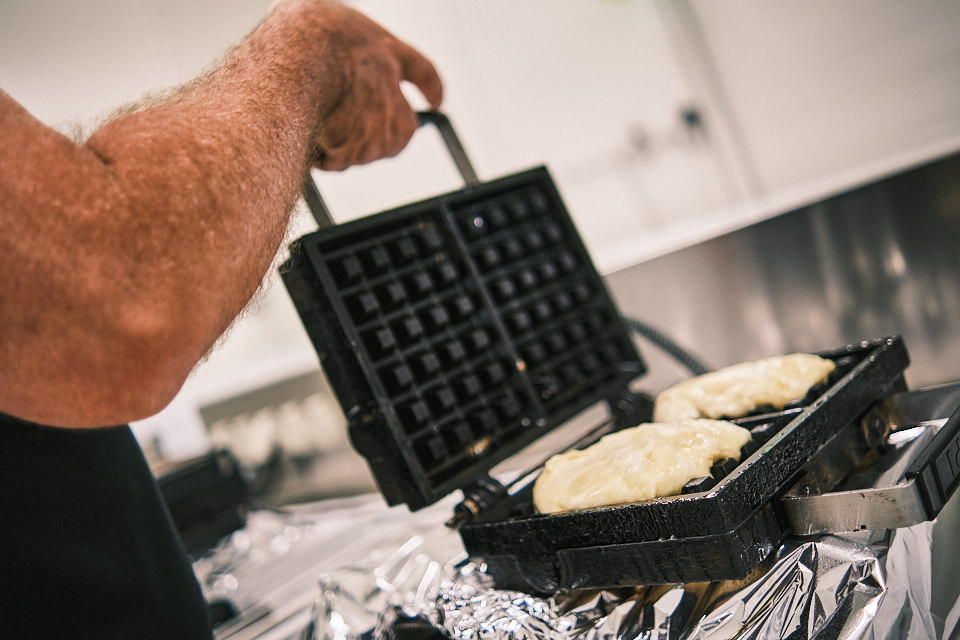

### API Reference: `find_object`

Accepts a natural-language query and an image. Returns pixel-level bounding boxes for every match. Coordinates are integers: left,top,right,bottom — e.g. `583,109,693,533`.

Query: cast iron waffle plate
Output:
458,337,909,593
282,166,645,510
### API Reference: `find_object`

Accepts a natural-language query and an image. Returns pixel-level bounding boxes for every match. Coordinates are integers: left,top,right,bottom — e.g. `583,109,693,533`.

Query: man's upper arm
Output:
0,89,161,427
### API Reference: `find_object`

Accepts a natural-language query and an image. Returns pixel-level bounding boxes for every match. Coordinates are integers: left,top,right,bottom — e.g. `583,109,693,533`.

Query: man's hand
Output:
287,0,444,170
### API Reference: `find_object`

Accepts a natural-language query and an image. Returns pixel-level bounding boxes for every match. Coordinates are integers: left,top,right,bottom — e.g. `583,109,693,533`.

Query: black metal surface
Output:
458,337,909,592
906,403,960,518
281,166,645,510
415,111,480,186
158,449,249,558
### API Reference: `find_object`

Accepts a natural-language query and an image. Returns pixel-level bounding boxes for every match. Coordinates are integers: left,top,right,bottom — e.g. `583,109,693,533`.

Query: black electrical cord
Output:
621,316,711,376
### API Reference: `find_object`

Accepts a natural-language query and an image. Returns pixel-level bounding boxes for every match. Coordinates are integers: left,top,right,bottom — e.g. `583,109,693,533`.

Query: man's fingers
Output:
393,40,443,109
312,26,443,172
319,150,351,172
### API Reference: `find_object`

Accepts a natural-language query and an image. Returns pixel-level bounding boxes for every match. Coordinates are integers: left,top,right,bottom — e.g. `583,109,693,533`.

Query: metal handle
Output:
416,110,480,186
302,111,479,228
781,396,960,535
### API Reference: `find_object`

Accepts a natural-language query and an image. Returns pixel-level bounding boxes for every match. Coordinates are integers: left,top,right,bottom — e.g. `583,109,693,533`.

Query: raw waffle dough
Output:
653,353,836,422
533,419,751,514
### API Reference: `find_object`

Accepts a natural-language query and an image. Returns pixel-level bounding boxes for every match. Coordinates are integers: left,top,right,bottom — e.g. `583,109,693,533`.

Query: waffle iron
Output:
281,113,960,593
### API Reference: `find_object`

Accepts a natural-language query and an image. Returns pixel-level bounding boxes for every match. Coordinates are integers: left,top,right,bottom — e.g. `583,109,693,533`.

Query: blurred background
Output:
2,0,960,501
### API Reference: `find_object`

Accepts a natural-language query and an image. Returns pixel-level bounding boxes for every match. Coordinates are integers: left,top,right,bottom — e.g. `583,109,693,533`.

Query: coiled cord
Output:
621,316,711,376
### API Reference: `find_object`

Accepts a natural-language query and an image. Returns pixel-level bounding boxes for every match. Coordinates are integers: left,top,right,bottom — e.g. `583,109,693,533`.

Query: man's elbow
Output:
1,316,198,429
89,316,199,426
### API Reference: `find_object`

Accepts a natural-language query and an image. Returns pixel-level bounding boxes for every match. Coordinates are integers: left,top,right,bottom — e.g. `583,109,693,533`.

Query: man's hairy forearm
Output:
0,0,441,427
81,3,336,343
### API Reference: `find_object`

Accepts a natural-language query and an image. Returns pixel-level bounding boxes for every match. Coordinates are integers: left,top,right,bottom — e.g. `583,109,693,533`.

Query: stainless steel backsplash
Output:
605,152,960,393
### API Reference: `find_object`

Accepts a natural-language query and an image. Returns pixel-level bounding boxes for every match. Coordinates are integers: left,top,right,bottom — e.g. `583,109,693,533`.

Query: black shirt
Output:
0,413,213,639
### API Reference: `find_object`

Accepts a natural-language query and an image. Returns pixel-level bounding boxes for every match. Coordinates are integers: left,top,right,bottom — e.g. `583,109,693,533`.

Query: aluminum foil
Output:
197,427,957,640
298,419,954,640
303,518,941,640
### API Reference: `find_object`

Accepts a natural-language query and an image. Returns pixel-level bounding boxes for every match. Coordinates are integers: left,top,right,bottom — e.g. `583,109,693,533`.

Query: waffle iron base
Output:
458,337,910,593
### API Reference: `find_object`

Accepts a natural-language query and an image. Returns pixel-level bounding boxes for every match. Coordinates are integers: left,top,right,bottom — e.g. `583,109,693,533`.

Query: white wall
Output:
685,0,960,196
0,0,271,127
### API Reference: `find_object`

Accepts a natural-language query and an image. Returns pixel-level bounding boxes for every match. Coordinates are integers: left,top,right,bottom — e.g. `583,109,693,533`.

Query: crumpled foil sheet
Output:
302,518,939,640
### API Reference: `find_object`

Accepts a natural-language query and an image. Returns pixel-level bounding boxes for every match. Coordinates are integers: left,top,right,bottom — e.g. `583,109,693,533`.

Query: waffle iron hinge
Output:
608,388,655,431
446,390,654,529
446,475,509,529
